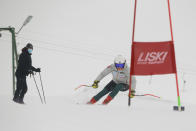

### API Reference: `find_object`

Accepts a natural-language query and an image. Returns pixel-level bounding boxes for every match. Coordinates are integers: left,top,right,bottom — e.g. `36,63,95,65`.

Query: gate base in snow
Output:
173,106,185,111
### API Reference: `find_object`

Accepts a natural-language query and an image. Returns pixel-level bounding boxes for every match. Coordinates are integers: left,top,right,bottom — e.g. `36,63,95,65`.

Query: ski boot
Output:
87,97,96,104
18,98,25,104
13,95,19,103
102,95,112,105
13,97,19,103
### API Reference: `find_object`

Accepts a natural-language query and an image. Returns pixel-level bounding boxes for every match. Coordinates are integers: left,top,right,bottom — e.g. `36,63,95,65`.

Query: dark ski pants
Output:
14,76,28,101
94,80,129,101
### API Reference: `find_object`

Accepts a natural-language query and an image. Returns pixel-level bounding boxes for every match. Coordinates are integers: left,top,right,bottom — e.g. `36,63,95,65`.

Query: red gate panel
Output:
131,41,177,75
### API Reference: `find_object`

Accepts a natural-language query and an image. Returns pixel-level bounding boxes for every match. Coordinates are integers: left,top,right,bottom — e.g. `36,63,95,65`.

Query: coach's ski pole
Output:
32,74,43,104
39,72,46,104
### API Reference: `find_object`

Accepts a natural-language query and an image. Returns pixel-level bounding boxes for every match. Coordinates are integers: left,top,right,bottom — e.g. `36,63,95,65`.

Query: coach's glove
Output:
28,70,34,77
35,68,41,72
92,80,99,88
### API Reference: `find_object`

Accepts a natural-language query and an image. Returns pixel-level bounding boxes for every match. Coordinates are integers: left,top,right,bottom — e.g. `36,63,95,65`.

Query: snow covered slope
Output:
1,92,196,131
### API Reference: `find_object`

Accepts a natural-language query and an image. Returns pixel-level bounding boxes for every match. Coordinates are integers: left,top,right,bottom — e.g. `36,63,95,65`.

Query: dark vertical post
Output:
10,27,18,96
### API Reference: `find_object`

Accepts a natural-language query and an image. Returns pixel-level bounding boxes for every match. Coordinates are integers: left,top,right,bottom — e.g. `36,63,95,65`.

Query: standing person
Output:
87,55,136,105
13,43,41,104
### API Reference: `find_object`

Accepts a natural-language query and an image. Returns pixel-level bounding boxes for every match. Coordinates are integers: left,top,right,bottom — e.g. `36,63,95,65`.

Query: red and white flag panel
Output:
131,41,177,75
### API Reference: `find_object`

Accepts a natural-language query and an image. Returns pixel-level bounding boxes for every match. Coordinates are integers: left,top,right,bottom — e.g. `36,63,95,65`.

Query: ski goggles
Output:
115,63,125,68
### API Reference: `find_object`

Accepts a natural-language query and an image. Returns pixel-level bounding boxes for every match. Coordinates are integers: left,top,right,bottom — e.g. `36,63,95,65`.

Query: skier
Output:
13,43,41,104
87,55,136,105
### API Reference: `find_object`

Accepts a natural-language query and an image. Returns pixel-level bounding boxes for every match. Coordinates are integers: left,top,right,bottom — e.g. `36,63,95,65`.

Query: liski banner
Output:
131,41,177,75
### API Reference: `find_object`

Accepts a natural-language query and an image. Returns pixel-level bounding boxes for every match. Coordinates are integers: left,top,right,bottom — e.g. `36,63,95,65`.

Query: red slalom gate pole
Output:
167,0,184,111
128,0,138,106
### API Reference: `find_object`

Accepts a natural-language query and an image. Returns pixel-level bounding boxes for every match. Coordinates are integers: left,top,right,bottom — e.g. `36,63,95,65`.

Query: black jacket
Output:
15,47,36,77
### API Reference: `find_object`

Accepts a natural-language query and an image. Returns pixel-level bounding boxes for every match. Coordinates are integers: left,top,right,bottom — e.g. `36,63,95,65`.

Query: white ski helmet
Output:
114,55,126,68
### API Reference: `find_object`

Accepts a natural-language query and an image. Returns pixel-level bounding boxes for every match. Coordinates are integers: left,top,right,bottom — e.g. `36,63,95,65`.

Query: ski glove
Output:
35,68,41,72
92,80,99,88
129,90,135,98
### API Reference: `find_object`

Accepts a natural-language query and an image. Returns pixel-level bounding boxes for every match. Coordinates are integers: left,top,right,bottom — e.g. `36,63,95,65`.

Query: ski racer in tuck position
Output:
87,55,136,105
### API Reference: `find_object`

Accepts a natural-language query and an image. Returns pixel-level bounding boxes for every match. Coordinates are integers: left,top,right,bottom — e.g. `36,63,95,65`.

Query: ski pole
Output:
32,74,43,104
39,72,46,104
75,84,92,90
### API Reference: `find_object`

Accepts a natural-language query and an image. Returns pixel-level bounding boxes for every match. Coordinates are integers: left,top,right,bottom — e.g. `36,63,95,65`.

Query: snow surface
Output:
1,91,196,131
1,0,196,131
